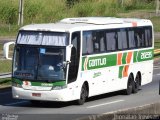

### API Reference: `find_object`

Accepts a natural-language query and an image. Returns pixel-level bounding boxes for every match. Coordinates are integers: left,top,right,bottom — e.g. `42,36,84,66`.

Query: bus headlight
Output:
12,82,22,88
52,85,67,90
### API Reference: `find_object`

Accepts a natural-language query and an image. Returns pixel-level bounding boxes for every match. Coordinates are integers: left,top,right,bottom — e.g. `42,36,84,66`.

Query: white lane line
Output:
0,92,11,95
154,66,159,68
154,67,160,70
87,100,124,109
5,101,28,106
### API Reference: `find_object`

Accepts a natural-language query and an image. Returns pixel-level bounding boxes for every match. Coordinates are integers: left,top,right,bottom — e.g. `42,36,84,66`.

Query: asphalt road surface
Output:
0,61,160,120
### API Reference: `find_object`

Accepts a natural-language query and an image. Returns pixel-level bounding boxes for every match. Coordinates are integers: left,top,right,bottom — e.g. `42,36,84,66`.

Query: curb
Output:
79,102,160,120
0,85,11,89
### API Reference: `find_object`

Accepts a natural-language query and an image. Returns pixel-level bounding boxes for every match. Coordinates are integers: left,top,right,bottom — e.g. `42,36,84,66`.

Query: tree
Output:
156,0,160,15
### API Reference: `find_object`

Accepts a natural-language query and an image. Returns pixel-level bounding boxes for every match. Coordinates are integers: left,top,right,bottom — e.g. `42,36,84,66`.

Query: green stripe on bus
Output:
82,54,117,71
12,78,66,86
133,51,138,62
133,49,153,63
122,53,127,64
12,78,23,85
31,81,66,86
82,49,153,71
119,66,124,79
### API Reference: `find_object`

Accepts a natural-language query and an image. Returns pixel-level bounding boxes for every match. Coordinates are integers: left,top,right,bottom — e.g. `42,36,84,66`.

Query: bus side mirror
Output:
66,44,73,63
3,42,15,60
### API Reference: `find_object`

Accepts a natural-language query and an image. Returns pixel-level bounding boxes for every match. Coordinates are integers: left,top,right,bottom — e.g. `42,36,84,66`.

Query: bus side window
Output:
92,31,100,53
106,31,117,51
135,28,145,48
99,31,106,52
118,29,128,50
128,30,136,48
145,27,152,47
82,31,93,55
68,32,80,83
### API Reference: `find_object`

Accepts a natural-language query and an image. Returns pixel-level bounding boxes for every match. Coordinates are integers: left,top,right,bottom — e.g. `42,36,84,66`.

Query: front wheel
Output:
76,85,88,105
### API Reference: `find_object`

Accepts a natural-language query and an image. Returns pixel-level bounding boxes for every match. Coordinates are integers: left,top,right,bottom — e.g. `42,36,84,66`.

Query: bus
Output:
11,17,154,105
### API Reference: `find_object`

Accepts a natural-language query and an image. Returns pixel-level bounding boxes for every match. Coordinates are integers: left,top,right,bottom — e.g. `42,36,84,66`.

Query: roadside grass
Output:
150,16,160,32
118,10,160,32
0,43,13,73
117,10,155,18
0,60,12,73
155,39,160,49
0,78,11,87
0,0,158,36
0,24,19,36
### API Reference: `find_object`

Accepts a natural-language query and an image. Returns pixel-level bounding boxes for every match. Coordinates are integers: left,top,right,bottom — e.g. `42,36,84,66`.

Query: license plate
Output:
32,93,41,97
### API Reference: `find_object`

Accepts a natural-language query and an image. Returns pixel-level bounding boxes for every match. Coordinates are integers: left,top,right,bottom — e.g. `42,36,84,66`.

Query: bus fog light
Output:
15,95,19,98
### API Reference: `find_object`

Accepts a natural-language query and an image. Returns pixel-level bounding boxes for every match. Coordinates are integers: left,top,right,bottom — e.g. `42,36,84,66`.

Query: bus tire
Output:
77,84,88,105
125,74,134,95
133,73,140,93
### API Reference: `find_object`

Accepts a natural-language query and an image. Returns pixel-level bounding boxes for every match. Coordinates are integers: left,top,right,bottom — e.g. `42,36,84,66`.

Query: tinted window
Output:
145,27,152,47
82,31,93,54
128,30,136,48
135,28,145,47
118,29,128,50
106,31,117,51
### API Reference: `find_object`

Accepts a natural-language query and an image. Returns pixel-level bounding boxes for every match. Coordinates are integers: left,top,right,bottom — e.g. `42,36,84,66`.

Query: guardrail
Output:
154,49,160,56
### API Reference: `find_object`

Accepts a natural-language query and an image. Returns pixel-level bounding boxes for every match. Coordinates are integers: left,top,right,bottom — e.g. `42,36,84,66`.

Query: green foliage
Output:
150,16,160,32
66,0,79,8
0,0,158,36
24,0,44,23
0,0,18,24
0,0,156,25
0,60,12,73
72,1,94,17
0,78,11,86
122,0,155,11
154,40,160,49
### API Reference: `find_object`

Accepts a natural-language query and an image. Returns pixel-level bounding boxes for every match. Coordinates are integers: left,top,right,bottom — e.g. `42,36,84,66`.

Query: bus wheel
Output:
77,84,88,105
133,74,140,93
125,75,134,95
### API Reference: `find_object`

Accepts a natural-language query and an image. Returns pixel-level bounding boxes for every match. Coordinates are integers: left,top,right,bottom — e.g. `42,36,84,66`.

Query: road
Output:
0,61,160,120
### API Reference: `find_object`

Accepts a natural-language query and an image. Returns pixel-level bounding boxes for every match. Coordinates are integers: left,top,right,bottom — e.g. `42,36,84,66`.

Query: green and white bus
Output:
11,17,154,105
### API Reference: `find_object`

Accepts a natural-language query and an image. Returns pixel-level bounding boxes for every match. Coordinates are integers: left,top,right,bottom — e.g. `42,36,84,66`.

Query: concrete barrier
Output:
78,102,160,120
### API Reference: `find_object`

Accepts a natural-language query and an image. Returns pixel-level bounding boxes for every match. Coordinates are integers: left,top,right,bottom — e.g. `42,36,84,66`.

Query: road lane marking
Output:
5,101,28,106
153,66,160,69
0,92,11,95
156,74,160,76
87,100,124,109
154,66,159,67
154,67,160,70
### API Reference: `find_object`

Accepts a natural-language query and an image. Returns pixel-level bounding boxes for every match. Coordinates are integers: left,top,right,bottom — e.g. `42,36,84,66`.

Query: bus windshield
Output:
13,46,66,82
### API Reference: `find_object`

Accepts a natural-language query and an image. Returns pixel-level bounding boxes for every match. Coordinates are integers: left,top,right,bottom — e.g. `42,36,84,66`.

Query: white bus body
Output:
12,17,154,105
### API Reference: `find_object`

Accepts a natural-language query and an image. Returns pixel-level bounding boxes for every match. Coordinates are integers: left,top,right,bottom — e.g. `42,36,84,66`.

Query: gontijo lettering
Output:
89,58,106,67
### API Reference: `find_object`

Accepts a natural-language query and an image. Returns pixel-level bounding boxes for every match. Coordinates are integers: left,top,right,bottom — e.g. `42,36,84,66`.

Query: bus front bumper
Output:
12,86,75,102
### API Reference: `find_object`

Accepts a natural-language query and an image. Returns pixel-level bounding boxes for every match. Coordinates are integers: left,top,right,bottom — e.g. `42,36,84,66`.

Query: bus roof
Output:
20,17,153,32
